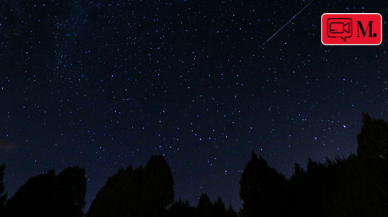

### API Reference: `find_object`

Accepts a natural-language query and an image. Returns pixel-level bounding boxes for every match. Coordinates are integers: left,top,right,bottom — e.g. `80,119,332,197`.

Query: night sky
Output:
1,0,388,212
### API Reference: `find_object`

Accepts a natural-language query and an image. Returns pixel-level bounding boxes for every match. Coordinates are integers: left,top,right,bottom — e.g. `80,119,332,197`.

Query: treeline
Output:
0,113,388,216
0,166,86,217
239,113,388,217
0,155,238,217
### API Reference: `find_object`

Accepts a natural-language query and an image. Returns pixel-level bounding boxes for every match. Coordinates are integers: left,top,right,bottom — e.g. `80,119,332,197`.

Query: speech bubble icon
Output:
327,18,352,41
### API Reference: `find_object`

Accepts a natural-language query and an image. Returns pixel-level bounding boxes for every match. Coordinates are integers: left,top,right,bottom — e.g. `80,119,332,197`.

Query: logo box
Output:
321,13,382,45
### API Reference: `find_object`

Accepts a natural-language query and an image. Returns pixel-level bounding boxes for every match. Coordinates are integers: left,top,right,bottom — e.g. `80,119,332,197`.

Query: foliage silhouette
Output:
163,199,197,217
3,167,86,217
357,112,388,161
87,154,174,217
4,169,57,216
55,166,87,217
143,154,175,216
86,165,143,217
197,193,213,217
239,113,388,217
322,155,388,216
162,195,238,217
239,152,287,217
2,113,387,217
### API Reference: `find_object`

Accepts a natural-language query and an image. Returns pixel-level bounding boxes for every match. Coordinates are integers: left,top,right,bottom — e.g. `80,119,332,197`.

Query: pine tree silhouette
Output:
197,193,213,217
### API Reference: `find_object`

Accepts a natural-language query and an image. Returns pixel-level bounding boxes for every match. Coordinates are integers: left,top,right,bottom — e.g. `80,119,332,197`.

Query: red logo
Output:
321,13,382,45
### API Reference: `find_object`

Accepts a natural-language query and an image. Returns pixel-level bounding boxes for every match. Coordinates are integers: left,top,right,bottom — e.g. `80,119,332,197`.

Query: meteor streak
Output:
264,0,315,45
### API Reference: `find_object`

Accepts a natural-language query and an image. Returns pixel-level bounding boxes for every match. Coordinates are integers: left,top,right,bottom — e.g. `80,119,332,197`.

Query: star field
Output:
1,0,388,211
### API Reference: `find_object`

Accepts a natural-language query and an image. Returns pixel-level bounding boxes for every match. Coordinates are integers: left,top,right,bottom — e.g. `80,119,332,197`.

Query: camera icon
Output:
327,18,352,41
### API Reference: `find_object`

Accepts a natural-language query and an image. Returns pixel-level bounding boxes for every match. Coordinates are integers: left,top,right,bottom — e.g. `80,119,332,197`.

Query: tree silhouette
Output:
86,165,135,217
196,194,238,217
212,196,226,217
357,112,388,161
165,199,197,217
303,158,326,216
197,193,213,217
4,169,57,216
225,204,238,217
143,154,175,217
321,155,388,216
211,196,238,217
0,164,7,214
55,167,87,217
87,154,174,217
239,151,287,217
4,167,87,217
288,163,307,216
163,195,238,217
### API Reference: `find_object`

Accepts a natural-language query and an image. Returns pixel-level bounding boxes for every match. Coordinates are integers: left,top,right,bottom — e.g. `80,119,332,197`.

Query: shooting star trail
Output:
264,0,314,45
